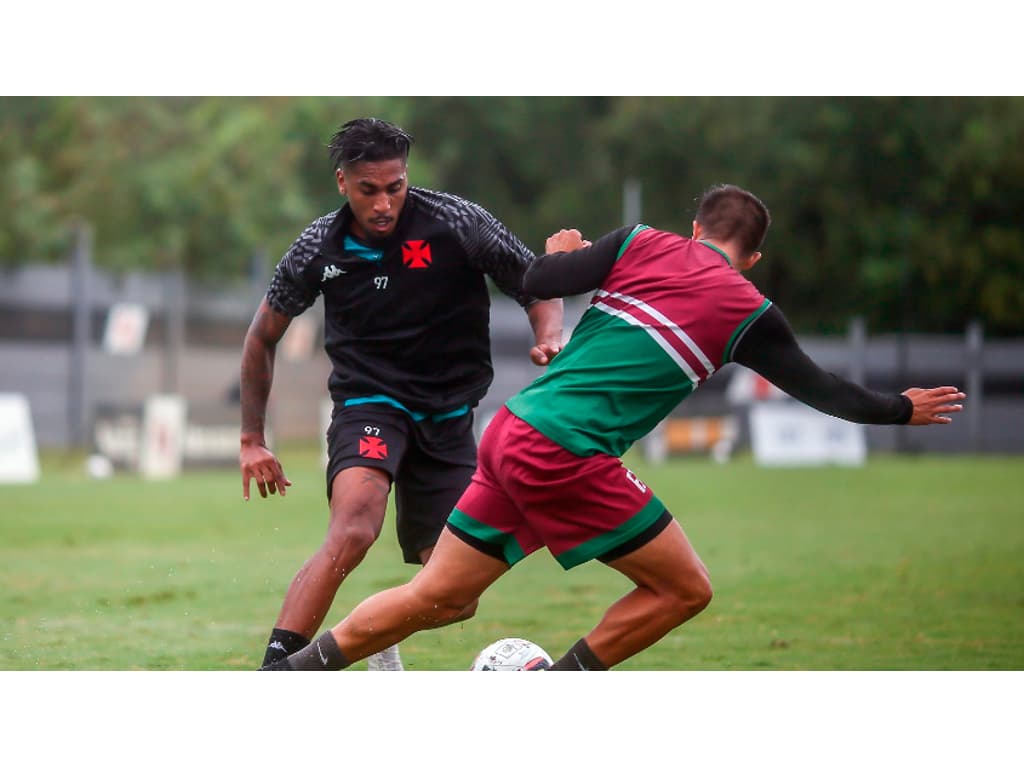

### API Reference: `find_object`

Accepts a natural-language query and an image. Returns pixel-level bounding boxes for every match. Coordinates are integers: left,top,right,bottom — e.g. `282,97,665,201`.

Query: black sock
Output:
550,638,609,671
261,627,310,668
277,630,351,671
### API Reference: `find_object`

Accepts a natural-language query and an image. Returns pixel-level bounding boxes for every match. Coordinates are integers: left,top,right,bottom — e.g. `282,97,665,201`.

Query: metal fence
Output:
2,262,1022,458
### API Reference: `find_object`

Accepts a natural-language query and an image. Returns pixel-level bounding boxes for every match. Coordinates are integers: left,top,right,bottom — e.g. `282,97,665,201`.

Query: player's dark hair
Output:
327,118,414,170
694,184,771,256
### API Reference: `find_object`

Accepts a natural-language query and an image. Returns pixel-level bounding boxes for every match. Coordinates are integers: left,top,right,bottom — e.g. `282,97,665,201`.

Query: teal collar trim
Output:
698,240,732,266
344,235,383,262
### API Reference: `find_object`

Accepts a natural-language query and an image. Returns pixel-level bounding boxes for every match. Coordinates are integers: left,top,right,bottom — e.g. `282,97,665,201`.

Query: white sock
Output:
366,644,404,671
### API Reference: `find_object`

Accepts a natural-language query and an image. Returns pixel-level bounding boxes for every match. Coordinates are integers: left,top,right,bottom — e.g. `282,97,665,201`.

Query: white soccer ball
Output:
470,637,553,671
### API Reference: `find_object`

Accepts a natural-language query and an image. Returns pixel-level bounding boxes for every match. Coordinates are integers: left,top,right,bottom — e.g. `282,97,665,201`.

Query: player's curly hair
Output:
328,118,414,170
695,184,771,256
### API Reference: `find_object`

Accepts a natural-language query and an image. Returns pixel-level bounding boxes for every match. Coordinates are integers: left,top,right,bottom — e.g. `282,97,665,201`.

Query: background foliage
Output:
2,96,1022,334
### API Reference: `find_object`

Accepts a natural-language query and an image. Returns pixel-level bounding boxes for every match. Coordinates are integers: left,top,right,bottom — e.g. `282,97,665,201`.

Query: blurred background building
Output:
2,96,1022,471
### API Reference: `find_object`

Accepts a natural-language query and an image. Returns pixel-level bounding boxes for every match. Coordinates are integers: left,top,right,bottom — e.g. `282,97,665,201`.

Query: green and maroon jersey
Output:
507,225,770,456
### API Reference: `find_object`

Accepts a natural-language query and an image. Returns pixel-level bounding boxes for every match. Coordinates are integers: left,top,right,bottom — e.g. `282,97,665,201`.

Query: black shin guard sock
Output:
281,631,352,671
261,627,310,668
550,638,609,671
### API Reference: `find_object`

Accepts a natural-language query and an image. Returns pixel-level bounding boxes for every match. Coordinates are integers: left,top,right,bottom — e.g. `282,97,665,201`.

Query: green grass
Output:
1,447,1021,670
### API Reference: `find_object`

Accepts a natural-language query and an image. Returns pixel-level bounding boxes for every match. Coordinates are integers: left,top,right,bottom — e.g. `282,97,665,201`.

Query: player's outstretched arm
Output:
734,305,965,426
239,298,293,500
902,386,966,425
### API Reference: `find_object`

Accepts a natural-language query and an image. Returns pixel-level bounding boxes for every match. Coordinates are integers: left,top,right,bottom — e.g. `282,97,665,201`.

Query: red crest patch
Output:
402,240,432,269
359,436,388,460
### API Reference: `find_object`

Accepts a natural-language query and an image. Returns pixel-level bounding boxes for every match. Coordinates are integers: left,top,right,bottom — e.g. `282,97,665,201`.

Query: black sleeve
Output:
265,217,327,317
458,198,537,308
522,226,635,299
733,304,913,425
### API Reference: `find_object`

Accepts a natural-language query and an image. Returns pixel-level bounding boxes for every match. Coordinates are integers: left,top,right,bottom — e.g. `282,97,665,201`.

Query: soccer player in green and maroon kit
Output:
262,184,965,672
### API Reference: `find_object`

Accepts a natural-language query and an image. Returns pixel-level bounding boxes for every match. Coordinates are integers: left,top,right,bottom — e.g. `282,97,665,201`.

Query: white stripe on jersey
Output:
596,289,716,376
591,299,702,388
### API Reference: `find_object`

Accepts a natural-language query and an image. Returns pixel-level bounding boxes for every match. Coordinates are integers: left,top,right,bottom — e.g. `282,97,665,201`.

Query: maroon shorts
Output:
446,406,670,570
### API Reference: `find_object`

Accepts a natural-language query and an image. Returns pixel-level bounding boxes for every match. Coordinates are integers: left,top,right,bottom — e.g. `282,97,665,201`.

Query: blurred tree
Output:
599,96,1024,335
401,96,619,254
1,96,1021,333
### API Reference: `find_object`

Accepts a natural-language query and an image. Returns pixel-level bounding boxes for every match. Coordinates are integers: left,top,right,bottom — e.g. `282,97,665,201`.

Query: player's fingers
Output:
531,344,561,365
273,463,290,496
241,466,263,501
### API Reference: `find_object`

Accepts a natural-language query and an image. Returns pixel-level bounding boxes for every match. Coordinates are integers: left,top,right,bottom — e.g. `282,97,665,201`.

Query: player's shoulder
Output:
409,186,491,221
283,209,341,262
302,208,343,240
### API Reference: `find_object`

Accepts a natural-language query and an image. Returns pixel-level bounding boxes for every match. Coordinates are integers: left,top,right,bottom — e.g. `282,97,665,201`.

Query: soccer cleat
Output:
259,658,294,671
366,644,404,671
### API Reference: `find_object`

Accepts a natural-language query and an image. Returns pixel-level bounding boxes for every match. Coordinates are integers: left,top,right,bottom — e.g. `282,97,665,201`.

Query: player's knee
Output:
324,519,380,563
430,595,476,625
456,597,479,621
665,570,713,623
685,570,714,615
413,583,477,625
689,572,714,613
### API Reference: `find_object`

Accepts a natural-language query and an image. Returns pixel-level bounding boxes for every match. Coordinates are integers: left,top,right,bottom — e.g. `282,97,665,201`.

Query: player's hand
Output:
530,340,563,366
902,386,966,425
240,441,292,500
545,228,591,254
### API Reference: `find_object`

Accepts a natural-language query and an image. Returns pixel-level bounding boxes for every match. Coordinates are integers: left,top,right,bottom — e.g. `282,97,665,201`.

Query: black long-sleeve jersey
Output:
522,225,912,428
266,187,538,417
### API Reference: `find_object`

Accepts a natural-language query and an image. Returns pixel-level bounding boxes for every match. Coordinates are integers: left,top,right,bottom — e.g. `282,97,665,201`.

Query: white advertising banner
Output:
103,302,149,356
749,400,867,468
139,395,187,479
0,393,40,483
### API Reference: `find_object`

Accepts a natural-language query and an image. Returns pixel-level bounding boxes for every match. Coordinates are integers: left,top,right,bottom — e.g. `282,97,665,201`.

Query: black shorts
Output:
325,404,477,564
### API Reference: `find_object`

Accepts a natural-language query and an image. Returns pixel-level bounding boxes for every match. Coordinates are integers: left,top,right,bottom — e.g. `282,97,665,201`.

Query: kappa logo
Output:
401,240,432,269
359,436,388,460
321,264,347,282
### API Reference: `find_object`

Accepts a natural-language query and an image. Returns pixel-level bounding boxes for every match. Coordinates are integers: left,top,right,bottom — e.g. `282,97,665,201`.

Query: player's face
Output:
336,158,408,242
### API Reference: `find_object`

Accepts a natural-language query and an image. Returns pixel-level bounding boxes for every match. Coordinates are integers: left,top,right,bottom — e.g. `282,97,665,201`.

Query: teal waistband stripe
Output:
343,395,469,423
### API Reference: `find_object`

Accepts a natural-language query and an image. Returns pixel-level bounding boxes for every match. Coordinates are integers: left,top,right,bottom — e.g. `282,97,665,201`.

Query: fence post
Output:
68,221,93,449
966,321,983,452
162,269,186,395
848,315,866,387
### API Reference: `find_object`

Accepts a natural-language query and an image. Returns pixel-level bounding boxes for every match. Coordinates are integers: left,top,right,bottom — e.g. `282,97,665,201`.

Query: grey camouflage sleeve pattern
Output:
418,190,536,307
265,212,337,317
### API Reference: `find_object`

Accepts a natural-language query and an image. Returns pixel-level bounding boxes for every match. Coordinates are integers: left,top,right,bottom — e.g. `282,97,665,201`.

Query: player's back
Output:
506,226,770,457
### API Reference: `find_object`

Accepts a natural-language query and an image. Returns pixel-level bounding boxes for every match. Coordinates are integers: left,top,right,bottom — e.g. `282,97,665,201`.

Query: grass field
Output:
1,446,1021,671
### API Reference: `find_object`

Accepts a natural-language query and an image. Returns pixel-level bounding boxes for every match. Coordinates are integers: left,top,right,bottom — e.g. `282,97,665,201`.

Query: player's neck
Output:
697,238,740,268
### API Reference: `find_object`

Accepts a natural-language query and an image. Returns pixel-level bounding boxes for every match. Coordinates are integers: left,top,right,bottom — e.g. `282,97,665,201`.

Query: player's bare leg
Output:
367,539,482,670
264,528,506,670
556,519,712,669
332,528,505,663
263,466,390,664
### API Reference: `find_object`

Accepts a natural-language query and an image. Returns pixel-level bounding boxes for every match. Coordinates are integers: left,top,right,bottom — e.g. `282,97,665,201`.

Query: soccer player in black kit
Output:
239,118,564,670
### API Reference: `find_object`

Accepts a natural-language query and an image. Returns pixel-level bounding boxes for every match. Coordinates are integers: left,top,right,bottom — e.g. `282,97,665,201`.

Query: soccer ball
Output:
470,637,553,671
